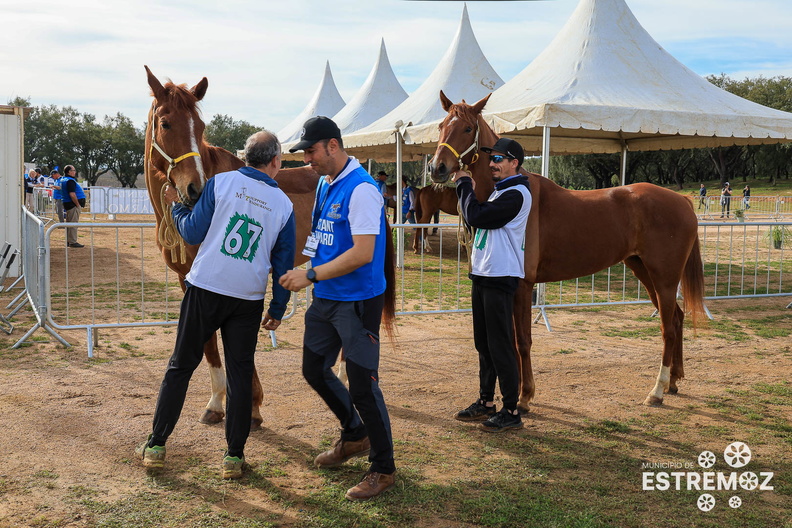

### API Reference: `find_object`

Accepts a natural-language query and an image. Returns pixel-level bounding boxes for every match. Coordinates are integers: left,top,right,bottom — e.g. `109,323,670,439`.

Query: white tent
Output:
341,4,504,160
277,61,346,144
332,39,408,136
405,0,792,162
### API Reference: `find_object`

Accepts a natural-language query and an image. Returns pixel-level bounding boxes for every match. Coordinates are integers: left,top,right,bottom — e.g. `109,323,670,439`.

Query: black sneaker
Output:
454,400,496,422
479,408,523,432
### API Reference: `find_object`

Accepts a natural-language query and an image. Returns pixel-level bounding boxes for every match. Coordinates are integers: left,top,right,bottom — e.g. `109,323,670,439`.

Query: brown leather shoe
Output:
314,437,370,468
345,471,396,501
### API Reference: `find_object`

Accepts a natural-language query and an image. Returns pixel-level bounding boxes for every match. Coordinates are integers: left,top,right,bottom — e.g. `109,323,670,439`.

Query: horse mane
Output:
154,81,202,113
439,101,478,129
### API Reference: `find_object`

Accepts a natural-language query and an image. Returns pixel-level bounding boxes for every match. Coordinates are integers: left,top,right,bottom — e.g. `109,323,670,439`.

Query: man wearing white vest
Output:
137,131,296,478
451,138,532,432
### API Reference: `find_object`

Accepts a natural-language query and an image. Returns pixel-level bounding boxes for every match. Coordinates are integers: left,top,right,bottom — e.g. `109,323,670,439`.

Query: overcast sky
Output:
3,0,792,133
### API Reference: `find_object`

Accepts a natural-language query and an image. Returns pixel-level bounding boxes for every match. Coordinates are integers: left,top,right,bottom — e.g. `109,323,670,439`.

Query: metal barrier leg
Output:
11,322,41,348
533,306,552,332
6,289,26,310
3,275,23,294
7,296,29,318
269,330,277,348
0,313,12,334
86,327,94,358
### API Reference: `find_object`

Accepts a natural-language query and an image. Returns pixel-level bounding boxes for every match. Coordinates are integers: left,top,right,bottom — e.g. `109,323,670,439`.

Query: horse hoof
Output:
199,409,224,424
251,417,263,429
667,386,679,395
643,396,664,407
516,404,530,416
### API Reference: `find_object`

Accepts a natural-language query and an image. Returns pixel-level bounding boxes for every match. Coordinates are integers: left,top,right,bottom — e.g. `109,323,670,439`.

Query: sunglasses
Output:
489,154,513,163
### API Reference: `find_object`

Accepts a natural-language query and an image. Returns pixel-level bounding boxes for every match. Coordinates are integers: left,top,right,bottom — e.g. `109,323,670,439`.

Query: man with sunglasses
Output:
450,138,532,432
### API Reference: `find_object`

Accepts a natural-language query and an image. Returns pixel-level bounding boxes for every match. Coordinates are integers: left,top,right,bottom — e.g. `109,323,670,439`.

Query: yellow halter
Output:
148,102,201,182
437,123,480,171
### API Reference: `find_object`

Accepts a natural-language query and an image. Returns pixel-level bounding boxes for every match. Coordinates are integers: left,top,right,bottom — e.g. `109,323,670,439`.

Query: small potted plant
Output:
734,209,745,222
768,226,791,249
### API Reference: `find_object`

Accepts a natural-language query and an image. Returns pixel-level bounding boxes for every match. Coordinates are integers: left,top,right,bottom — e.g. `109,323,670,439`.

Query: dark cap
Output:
289,116,341,153
50,169,60,175
481,138,524,161
33,167,41,174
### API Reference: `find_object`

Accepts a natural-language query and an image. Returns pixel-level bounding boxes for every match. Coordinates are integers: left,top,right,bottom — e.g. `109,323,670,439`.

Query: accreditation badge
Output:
302,234,319,258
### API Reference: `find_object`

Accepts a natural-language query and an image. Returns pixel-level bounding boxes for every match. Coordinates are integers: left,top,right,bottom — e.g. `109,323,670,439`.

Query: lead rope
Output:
157,184,187,264
456,196,474,275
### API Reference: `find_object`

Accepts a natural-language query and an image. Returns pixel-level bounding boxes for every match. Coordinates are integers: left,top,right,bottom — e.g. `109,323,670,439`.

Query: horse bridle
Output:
148,101,201,183
437,120,480,171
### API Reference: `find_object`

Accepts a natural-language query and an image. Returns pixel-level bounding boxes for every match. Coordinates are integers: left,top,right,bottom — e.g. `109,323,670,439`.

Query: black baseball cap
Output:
289,116,341,152
481,138,524,161
50,169,60,175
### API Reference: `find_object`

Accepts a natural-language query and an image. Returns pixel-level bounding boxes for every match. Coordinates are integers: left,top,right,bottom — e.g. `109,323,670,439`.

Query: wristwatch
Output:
306,269,319,283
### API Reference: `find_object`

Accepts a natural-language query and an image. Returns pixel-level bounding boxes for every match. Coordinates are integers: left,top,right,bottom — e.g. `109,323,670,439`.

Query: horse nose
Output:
433,161,448,181
186,182,202,204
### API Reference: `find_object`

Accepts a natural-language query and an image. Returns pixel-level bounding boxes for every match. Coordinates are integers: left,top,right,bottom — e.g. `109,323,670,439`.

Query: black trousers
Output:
471,279,520,411
151,286,263,457
302,294,396,475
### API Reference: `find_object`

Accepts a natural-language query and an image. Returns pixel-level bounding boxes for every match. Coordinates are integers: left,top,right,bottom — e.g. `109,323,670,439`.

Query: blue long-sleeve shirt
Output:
171,167,296,320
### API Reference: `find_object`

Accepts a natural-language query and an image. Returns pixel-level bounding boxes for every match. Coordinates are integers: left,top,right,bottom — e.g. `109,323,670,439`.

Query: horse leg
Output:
251,365,263,428
200,332,226,424
644,284,684,406
513,279,535,413
624,257,684,406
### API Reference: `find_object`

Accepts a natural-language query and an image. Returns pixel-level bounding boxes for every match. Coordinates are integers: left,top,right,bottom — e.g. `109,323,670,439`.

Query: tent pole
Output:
422,154,428,187
541,125,550,177
620,142,628,186
396,132,404,269
367,158,373,174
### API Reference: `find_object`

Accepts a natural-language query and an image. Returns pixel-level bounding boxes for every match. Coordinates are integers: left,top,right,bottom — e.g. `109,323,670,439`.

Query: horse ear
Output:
439,90,454,112
191,77,209,101
471,93,492,115
145,65,167,101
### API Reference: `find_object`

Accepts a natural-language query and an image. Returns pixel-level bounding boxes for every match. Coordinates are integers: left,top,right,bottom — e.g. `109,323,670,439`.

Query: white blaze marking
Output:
188,116,206,186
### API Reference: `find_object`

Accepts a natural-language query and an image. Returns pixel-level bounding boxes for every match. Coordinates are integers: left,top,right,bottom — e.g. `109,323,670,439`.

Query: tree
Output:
204,114,259,153
103,114,145,188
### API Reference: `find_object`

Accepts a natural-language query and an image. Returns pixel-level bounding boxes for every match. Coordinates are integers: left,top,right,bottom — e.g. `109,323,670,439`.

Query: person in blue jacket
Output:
61,166,86,247
136,131,296,479
280,116,396,502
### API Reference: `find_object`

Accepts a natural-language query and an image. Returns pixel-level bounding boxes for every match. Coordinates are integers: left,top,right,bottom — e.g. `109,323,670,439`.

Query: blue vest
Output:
311,167,387,301
401,187,413,216
60,176,85,200
52,177,63,200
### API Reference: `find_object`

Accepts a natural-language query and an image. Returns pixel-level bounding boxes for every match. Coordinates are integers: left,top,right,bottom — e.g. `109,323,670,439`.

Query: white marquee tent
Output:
338,4,504,160
332,40,408,136
402,0,792,178
277,62,345,144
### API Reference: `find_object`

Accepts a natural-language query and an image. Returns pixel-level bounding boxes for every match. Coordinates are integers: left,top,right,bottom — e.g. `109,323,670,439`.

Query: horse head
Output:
430,91,491,184
145,65,208,206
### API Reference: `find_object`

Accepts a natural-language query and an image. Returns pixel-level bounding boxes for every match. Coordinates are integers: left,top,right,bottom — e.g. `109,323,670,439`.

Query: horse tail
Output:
382,217,397,342
681,235,706,330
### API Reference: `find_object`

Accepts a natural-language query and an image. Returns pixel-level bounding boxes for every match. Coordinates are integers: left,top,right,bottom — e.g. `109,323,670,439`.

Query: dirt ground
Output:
0,220,790,527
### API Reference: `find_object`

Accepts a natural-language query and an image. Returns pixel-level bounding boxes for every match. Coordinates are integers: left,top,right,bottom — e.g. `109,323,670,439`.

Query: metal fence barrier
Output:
696,195,791,220
3,214,789,356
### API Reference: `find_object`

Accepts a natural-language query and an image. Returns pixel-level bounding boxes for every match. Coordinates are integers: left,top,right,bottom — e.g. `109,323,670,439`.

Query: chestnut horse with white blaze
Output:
430,91,705,411
144,66,319,426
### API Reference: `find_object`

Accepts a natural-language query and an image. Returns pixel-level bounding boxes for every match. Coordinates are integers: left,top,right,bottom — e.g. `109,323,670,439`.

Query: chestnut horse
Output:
430,91,705,411
412,184,458,253
144,66,319,426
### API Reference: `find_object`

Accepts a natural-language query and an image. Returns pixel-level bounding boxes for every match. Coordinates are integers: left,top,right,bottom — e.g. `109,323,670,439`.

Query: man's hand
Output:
452,170,475,190
163,184,180,205
261,311,281,331
279,269,311,292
